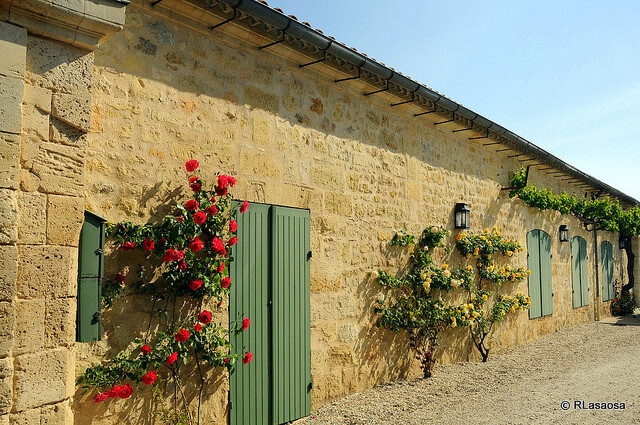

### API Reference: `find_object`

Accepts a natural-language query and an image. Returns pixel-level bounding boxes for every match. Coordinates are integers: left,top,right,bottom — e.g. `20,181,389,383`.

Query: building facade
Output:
0,0,636,424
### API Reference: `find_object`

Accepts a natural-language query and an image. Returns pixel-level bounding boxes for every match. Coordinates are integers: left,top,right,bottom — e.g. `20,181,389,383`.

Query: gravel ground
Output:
295,318,640,425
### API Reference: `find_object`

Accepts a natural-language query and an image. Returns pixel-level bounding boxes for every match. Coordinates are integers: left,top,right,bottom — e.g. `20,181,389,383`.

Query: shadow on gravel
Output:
597,316,640,326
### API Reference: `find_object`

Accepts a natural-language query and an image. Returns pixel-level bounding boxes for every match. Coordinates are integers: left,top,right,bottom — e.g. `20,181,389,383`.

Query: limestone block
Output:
0,246,17,302
22,84,51,114
0,302,15,357
0,415,6,425
40,401,73,425
18,192,46,244
18,170,40,193
0,189,18,244
239,151,282,178
45,297,75,348
252,116,271,145
338,324,358,342
17,245,76,299
0,21,26,79
20,134,40,170
21,105,49,140
13,349,74,411
311,165,342,190
0,133,20,190
32,142,84,196
46,195,83,246
0,76,24,134
0,359,9,411
310,293,358,322
244,86,280,114
49,117,86,148
8,409,39,425
25,36,93,96
324,192,353,217
51,92,91,132
14,299,44,355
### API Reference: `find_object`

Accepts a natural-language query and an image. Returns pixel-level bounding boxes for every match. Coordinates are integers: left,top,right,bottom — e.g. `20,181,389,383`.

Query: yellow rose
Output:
519,247,525,252
484,228,489,234
526,270,531,275
443,270,451,278
492,226,498,232
442,264,449,269
482,294,488,301
466,265,473,271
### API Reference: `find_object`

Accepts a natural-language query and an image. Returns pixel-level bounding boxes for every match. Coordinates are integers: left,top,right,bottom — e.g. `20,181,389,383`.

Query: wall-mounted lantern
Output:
559,225,569,242
619,235,626,249
454,203,470,229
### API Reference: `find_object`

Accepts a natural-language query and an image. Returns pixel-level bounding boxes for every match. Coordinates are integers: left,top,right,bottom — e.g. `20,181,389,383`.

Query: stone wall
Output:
70,2,627,424
0,1,126,423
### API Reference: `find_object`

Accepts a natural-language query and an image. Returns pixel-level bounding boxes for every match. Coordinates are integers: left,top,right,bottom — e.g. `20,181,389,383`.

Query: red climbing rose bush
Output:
77,160,251,425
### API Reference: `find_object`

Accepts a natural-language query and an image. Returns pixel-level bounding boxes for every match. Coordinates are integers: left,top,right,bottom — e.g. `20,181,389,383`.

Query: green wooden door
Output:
230,204,311,425
272,206,311,424
527,229,553,318
230,203,271,425
600,241,614,301
571,236,589,308
77,211,105,342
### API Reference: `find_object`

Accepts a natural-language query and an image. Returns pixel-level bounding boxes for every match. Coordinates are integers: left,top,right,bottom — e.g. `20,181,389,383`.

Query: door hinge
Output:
307,250,312,260
229,401,232,410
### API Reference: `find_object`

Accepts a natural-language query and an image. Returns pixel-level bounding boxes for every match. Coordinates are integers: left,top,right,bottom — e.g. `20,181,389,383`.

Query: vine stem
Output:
194,350,205,425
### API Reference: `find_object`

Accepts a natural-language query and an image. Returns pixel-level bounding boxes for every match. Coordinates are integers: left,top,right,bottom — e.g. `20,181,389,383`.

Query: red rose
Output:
141,371,157,385
194,323,202,332
217,263,225,273
185,199,199,211
229,220,238,233
178,260,187,271
211,238,227,256
228,236,238,246
228,176,237,187
189,176,202,192
118,384,132,398
115,273,126,284
122,241,136,251
185,159,199,172
242,352,253,364
93,392,109,403
175,329,190,342
217,174,229,189
142,238,155,251
159,238,167,245
221,277,231,289
193,211,207,225
140,344,151,354
198,310,212,324
215,185,228,197
162,249,184,262
190,238,204,252
178,216,184,222
241,317,250,331
223,358,229,364
205,205,218,216
240,201,249,214
188,280,203,291
165,352,178,365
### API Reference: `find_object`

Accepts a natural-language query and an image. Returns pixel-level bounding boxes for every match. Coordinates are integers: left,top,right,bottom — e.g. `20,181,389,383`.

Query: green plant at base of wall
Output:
76,160,252,425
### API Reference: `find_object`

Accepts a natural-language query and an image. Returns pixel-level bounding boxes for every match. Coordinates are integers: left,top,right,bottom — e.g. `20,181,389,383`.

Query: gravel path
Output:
295,318,640,425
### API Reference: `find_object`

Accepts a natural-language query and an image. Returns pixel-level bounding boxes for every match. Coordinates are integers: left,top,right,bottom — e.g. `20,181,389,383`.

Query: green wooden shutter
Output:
230,204,311,425
571,237,582,308
571,236,589,308
230,203,271,425
539,230,553,316
527,230,542,319
77,211,106,342
600,241,614,301
272,206,311,424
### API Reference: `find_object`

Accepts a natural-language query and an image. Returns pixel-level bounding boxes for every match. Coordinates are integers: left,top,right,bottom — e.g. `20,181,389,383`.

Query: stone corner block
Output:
0,132,20,190
46,195,84,246
14,299,45,356
0,75,24,134
0,302,15,358
17,245,76,299
0,21,27,79
23,85,52,114
13,349,74,412
0,246,18,302
18,192,46,245
51,92,91,133
0,189,18,244
40,400,73,425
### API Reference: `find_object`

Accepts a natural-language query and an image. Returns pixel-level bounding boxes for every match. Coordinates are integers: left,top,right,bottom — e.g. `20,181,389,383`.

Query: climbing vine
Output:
455,228,530,361
510,167,639,295
77,160,252,425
